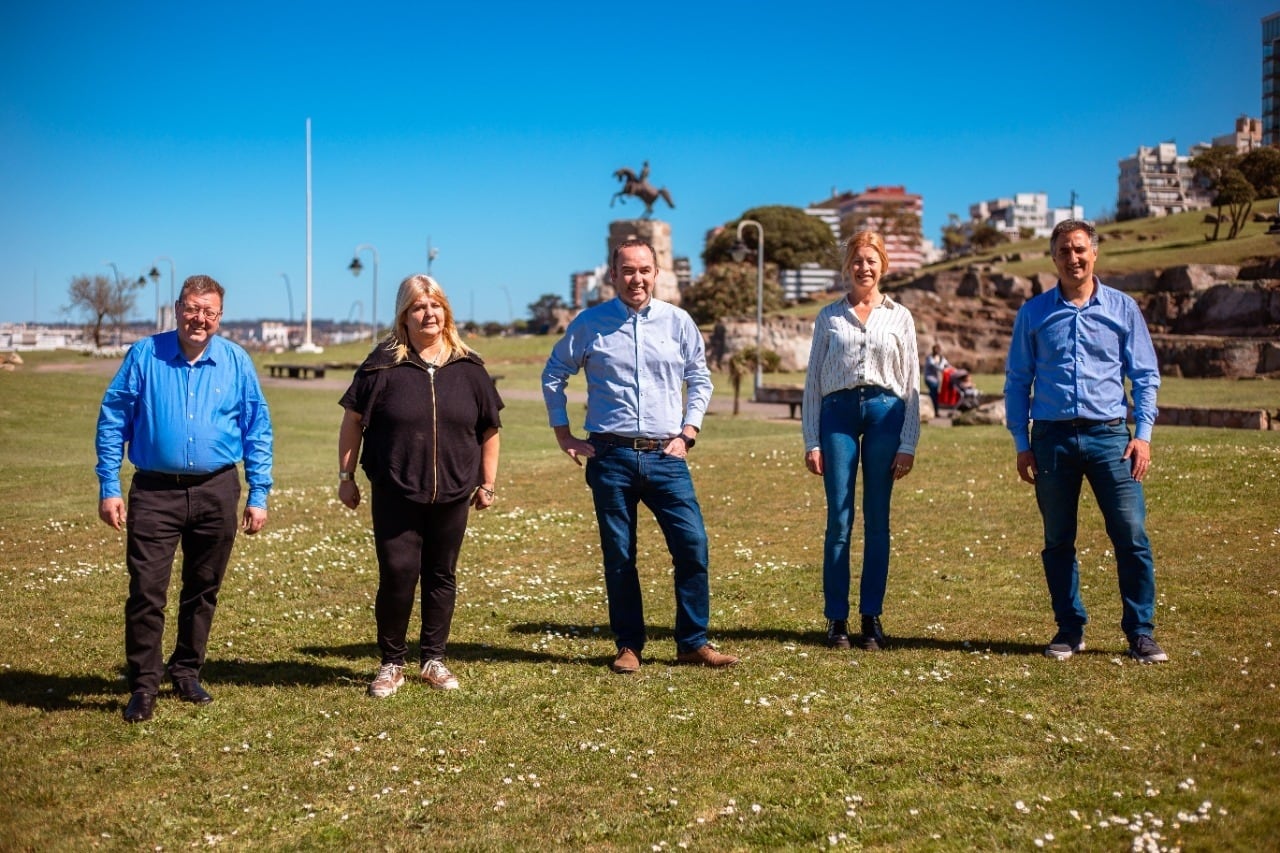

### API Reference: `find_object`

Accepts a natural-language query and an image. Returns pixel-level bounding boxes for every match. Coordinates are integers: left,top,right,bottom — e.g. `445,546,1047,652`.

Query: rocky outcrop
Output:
710,264,1280,380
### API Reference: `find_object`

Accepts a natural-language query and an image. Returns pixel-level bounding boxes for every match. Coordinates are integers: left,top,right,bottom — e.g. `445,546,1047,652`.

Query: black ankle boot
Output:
826,619,851,649
860,615,886,651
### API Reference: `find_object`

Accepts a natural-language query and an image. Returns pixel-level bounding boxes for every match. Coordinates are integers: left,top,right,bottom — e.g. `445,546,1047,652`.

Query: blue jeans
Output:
1031,420,1157,639
819,386,905,620
584,443,710,654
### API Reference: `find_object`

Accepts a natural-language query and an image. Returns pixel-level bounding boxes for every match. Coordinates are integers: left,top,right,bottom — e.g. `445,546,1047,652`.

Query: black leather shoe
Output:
826,619,852,649
172,678,214,705
860,615,887,651
123,692,156,723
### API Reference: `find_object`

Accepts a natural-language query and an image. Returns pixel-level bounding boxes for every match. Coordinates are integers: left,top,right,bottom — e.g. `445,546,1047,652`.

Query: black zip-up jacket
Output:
339,345,503,504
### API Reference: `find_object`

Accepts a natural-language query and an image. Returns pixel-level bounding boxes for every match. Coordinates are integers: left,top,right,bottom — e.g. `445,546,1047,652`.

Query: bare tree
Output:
65,274,142,348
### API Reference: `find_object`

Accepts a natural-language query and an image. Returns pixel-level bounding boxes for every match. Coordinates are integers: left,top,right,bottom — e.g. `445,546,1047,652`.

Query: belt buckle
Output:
633,438,656,450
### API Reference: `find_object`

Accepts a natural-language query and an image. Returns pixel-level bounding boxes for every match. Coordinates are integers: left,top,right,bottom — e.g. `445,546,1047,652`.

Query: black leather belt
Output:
135,463,236,487
1053,418,1123,427
590,433,667,451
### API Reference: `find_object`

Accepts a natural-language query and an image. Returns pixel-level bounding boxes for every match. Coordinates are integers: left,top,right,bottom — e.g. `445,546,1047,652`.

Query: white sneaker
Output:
420,659,460,690
368,663,405,697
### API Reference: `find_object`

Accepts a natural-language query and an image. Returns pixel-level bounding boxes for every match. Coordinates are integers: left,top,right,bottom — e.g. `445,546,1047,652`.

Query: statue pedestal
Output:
606,219,681,305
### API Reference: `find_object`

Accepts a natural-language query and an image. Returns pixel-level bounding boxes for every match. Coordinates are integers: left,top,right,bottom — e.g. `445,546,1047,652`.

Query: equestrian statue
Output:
610,161,675,218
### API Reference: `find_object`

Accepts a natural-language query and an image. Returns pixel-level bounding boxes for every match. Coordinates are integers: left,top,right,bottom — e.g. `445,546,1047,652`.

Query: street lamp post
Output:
279,273,294,323
731,219,765,398
137,273,158,330
427,236,439,276
348,244,379,343
148,256,176,328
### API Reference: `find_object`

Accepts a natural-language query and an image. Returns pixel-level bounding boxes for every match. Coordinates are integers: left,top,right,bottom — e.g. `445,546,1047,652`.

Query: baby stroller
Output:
938,367,982,412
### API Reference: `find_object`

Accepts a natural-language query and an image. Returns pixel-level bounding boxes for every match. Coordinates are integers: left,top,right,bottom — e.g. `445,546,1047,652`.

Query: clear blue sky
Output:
2,1,1273,327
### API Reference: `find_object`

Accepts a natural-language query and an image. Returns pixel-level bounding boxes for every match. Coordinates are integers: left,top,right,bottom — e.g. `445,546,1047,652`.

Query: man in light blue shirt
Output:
1004,220,1167,664
543,239,737,674
97,275,273,722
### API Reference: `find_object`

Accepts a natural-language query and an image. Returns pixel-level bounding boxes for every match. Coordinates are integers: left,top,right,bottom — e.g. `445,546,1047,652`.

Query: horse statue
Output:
610,161,675,218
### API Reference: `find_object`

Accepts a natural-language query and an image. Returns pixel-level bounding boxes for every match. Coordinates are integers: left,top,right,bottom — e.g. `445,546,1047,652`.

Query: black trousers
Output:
124,468,240,694
370,486,471,666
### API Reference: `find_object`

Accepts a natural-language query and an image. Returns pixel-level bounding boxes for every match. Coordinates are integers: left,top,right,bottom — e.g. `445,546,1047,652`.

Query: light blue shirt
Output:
1004,279,1160,453
96,331,274,507
542,297,712,438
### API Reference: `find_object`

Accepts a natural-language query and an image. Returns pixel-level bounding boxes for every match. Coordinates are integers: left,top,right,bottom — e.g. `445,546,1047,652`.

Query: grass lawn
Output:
1,341,1277,850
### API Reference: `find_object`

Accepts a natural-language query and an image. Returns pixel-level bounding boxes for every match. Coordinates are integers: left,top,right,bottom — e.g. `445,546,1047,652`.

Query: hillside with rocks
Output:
711,257,1280,380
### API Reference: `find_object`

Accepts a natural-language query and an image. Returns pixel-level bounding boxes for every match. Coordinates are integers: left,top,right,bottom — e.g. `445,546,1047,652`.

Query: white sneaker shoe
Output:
368,663,405,697
420,659,460,690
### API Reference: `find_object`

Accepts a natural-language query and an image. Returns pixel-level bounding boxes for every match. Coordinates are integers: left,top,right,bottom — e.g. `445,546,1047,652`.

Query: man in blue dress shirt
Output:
97,275,274,722
1005,220,1168,664
542,240,737,674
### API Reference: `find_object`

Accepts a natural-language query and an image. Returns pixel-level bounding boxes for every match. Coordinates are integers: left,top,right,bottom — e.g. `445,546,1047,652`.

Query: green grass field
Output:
1,341,1277,850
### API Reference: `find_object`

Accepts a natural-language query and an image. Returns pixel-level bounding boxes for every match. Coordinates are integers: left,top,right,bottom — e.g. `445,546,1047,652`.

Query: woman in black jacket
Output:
338,274,503,697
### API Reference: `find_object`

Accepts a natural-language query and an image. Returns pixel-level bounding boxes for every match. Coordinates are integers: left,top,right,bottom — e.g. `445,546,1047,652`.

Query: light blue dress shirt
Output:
1004,279,1160,453
542,297,712,438
96,331,274,507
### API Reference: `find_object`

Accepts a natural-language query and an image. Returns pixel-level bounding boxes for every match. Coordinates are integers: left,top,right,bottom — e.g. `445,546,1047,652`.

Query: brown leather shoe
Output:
676,644,739,668
611,647,641,674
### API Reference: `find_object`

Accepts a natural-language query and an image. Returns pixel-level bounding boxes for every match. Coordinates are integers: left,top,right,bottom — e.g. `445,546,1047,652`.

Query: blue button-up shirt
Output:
542,297,712,438
1004,279,1160,453
96,331,274,507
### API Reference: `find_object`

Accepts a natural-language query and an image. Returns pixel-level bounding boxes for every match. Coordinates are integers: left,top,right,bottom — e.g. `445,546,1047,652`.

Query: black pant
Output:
370,486,471,666
125,468,240,694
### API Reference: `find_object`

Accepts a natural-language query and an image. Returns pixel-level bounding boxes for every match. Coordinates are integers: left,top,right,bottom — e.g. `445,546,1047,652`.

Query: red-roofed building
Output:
809,186,925,273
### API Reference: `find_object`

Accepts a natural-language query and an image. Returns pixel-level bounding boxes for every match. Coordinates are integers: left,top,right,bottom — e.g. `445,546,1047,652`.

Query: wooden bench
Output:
266,363,327,380
755,384,805,419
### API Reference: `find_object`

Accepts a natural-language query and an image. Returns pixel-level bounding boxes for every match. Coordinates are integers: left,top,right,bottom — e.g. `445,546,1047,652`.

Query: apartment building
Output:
809,186,925,272
1116,142,1211,220
1265,13,1280,146
968,192,1084,239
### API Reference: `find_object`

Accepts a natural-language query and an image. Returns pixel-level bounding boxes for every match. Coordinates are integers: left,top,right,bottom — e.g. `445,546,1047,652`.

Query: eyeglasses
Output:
179,304,222,321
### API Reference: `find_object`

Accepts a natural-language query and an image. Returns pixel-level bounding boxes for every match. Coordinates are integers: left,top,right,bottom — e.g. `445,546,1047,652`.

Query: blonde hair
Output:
842,231,890,278
384,274,470,364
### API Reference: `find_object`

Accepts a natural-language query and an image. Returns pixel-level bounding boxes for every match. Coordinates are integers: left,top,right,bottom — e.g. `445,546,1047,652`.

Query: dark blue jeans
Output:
819,386,905,620
1031,420,1157,639
584,443,710,655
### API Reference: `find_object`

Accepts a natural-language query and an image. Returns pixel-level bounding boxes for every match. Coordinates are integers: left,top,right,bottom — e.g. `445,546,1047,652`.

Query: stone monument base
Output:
606,219,680,305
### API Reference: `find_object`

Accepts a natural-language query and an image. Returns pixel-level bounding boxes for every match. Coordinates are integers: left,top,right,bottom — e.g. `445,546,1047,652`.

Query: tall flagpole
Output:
297,117,323,352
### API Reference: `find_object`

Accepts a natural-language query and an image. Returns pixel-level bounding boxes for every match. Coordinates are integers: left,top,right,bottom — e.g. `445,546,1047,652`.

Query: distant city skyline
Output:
2,2,1275,326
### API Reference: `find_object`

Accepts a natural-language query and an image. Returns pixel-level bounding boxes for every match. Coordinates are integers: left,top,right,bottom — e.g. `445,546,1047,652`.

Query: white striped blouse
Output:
801,294,921,454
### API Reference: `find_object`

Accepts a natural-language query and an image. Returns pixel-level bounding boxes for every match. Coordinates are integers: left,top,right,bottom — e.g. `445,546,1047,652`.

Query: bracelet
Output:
477,485,495,499
338,471,355,482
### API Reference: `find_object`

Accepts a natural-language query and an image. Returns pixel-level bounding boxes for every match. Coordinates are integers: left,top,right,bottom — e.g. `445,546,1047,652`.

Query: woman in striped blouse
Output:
802,231,921,651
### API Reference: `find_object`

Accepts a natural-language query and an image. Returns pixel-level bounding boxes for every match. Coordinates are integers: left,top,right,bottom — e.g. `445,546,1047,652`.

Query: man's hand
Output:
554,427,595,466
1016,450,1037,484
805,449,823,476
1123,438,1152,482
99,497,125,531
242,506,268,535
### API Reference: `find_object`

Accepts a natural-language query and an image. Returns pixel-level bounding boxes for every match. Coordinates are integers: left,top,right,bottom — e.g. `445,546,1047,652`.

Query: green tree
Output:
940,213,967,258
726,346,782,416
702,205,838,270
64,273,141,348
1238,147,1280,199
527,293,567,334
1213,169,1256,240
680,261,784,326
1191,146,1242,240
969,222,1008,251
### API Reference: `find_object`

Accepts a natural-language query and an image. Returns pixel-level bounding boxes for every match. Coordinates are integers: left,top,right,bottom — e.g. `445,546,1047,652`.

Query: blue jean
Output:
1031,420,1157,639
819,386,905,620
584,443,710,654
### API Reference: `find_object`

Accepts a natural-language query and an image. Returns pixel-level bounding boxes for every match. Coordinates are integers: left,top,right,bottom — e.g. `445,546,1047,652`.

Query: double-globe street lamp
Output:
348,244,379,343
730,219,765,399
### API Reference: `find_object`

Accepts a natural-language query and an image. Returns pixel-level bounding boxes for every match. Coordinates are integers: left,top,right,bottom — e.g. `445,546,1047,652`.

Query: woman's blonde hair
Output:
384,274,470,364
842,230,891,278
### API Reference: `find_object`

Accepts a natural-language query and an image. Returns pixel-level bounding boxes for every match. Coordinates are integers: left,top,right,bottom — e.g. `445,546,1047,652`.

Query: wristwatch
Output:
338,471,355,482
677,434,696,450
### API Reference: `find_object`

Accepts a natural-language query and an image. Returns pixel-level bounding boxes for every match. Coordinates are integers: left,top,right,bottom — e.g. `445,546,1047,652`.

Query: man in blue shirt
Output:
542,240,737,674
97,275,274,722
1004,220,1167,664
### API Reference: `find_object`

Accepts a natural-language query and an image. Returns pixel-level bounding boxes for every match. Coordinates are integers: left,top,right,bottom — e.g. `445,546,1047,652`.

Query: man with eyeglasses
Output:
1004,220,1168,665
96,275,274,722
